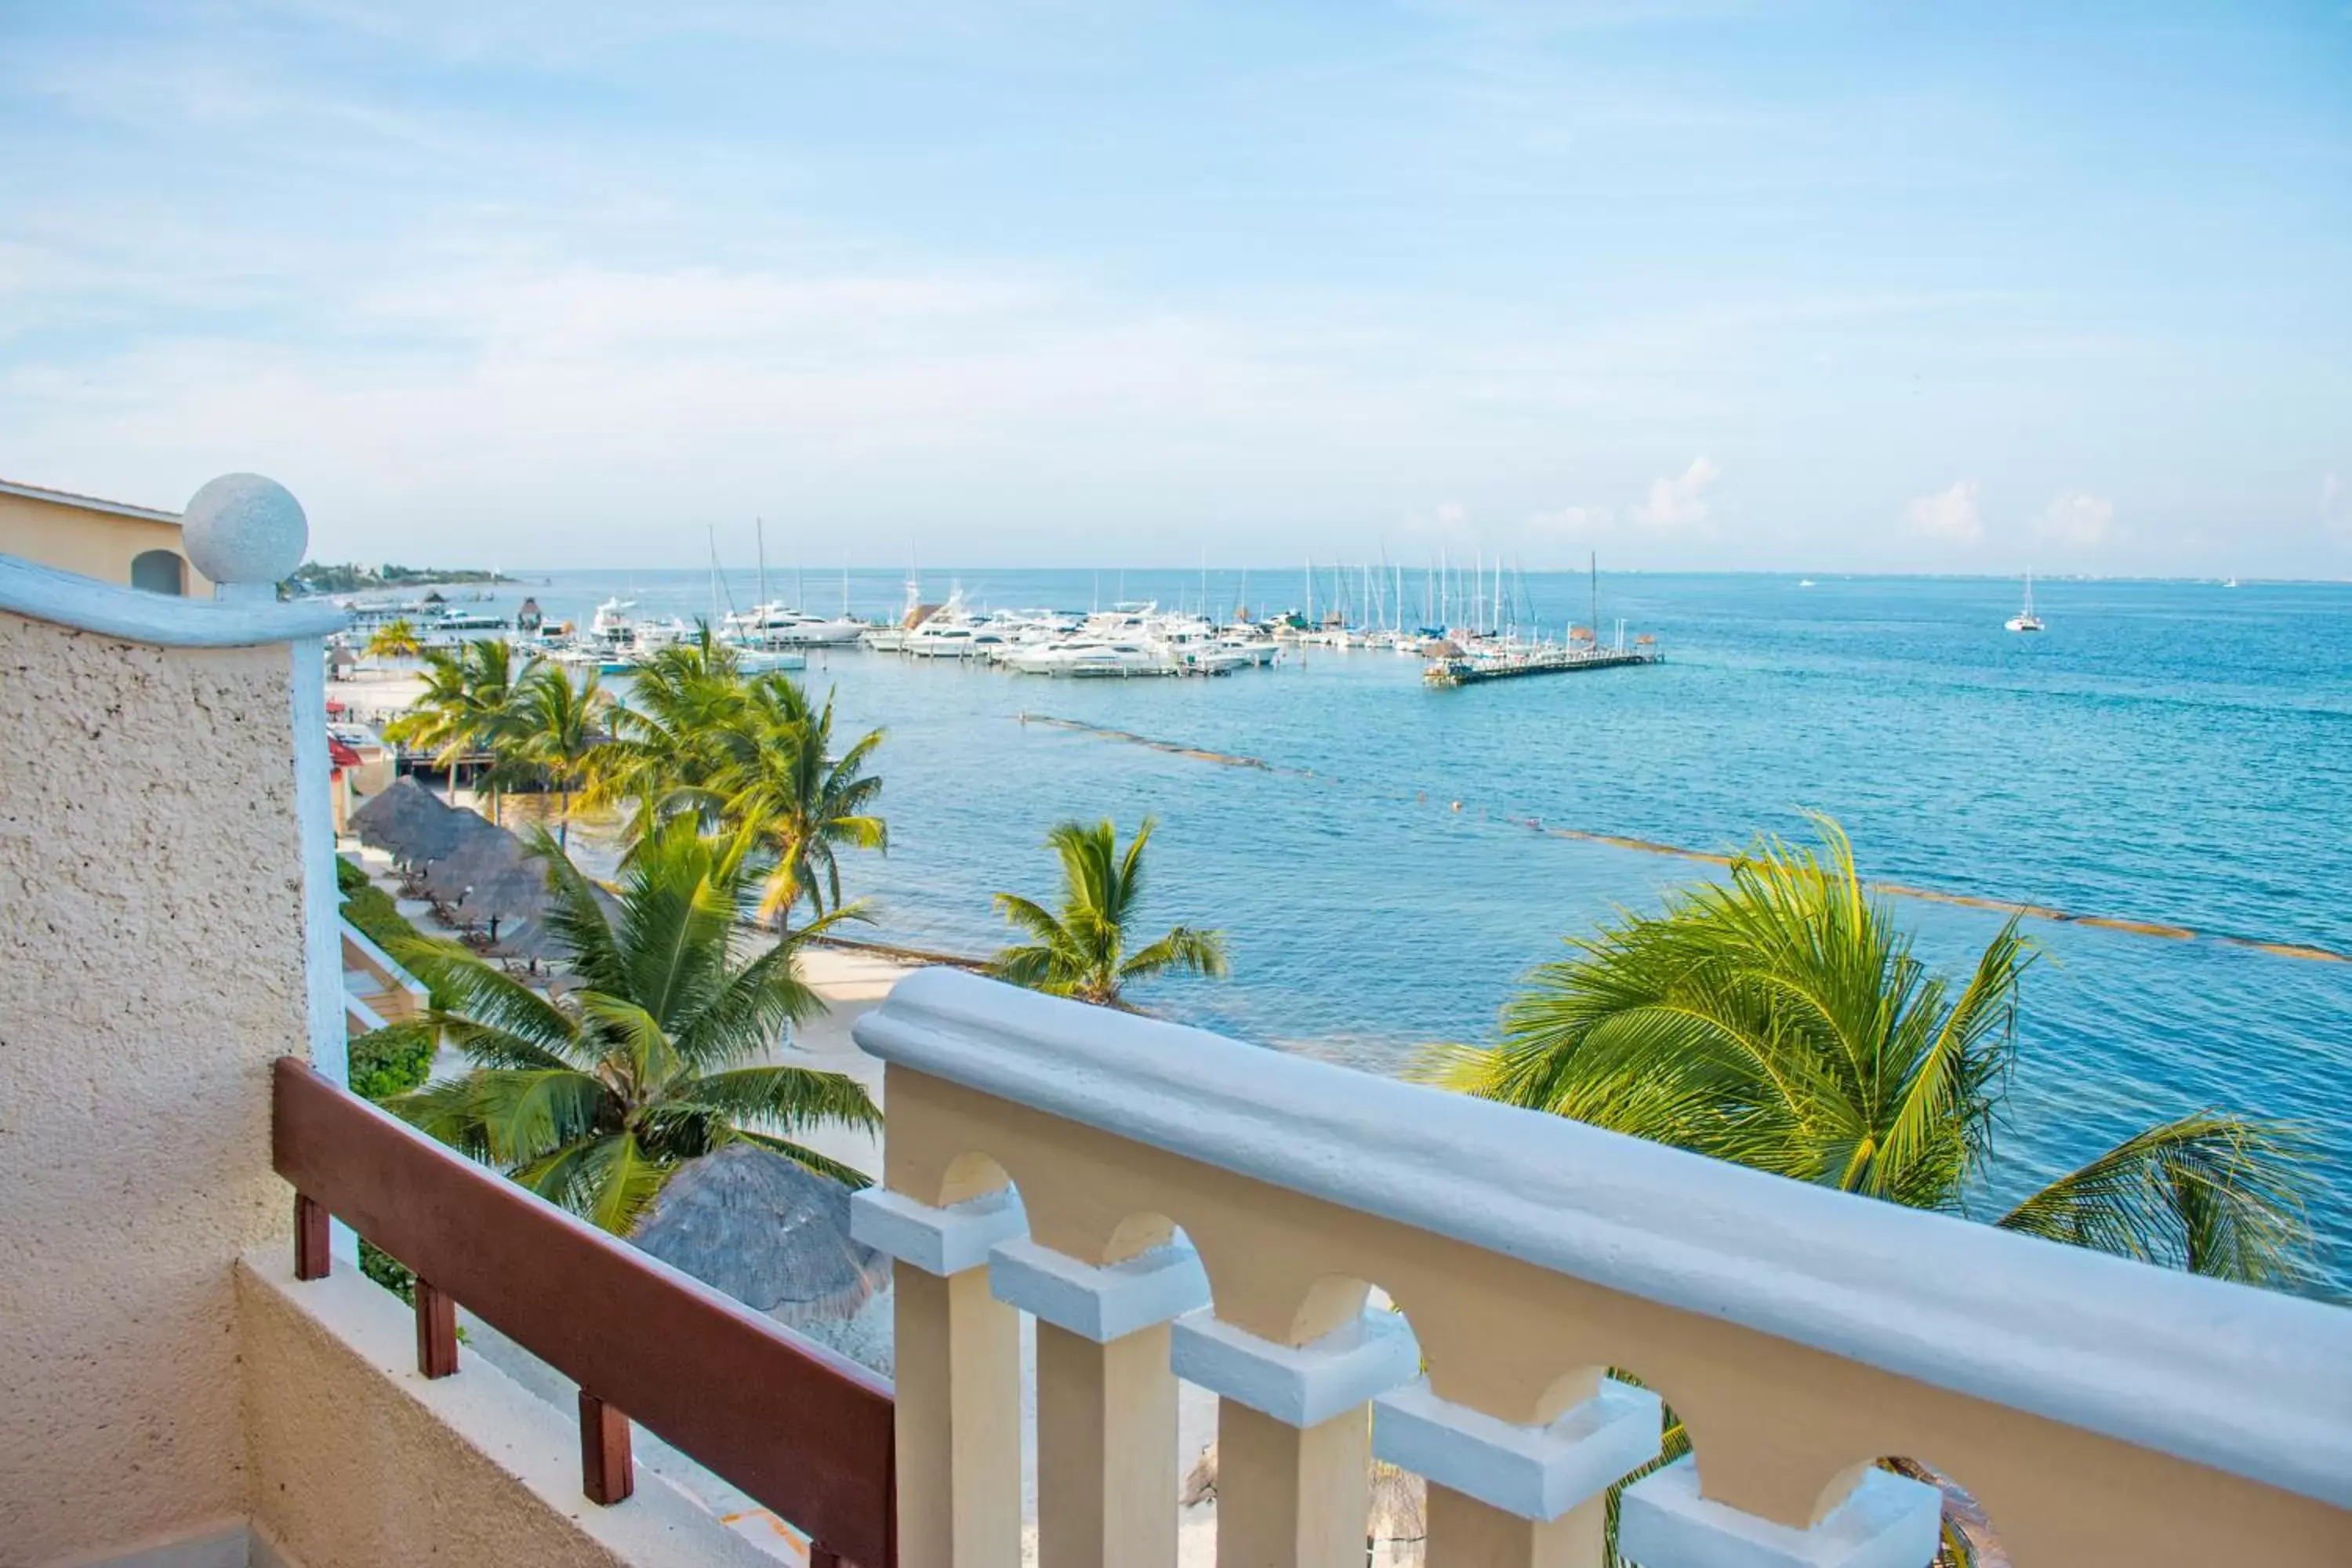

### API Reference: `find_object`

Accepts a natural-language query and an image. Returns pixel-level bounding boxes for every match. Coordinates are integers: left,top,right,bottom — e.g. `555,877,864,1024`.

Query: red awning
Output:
325,699,347,714
328,738,364,768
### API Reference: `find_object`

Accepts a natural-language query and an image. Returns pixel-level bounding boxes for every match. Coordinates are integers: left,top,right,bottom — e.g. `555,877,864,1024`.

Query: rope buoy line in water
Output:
1016,713,2350,966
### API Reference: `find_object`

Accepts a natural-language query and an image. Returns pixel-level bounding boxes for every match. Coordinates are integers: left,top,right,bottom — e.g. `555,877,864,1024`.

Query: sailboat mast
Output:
1589,551,1599,643
756,518,769,615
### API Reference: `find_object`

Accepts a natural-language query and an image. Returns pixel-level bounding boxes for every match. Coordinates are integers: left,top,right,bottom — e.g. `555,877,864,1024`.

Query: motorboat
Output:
731,645,808,673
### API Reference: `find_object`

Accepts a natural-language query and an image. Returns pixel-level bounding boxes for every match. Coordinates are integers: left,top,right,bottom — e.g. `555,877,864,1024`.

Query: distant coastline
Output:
289,561,522,595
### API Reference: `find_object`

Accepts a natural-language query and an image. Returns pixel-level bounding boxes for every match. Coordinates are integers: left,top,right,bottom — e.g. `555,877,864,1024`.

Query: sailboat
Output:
2005,572,2044,633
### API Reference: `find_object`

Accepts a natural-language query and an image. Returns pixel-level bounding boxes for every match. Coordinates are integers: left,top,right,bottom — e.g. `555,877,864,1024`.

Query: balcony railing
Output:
848,968,2352,1568
271,1058,896,1567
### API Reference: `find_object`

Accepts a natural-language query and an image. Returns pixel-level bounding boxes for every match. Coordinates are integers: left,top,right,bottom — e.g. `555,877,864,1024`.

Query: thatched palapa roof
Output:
631,1144,888,1325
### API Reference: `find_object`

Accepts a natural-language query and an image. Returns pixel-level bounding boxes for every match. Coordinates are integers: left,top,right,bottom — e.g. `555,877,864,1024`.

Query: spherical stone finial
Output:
182,472,308,588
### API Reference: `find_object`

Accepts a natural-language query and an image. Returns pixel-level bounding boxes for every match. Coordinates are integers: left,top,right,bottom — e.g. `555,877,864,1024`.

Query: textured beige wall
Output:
0,492,209,593
0,612,304,1565
238,1257,777,1568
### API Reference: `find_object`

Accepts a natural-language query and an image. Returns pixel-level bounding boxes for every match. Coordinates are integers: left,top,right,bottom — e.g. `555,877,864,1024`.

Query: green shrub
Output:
339,879,415,956
349,1020,434,1101
360,1240,417,1302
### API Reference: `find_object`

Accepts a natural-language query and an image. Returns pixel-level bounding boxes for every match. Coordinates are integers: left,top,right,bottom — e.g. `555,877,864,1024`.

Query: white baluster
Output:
1171,1308,1421,1568
1374,1377,1661,1567
989,1236,1210,1568
850,1187,1029,1568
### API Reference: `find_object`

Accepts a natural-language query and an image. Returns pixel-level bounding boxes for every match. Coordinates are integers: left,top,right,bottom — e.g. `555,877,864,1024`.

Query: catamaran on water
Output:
2006,572,2045,633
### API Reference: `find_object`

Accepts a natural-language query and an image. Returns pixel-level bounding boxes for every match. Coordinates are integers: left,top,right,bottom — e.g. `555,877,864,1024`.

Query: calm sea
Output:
400,566,2352,1291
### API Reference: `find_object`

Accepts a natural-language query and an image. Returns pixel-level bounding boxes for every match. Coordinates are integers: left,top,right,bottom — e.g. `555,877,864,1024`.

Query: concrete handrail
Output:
855,966,2352,1512
0,553,346,647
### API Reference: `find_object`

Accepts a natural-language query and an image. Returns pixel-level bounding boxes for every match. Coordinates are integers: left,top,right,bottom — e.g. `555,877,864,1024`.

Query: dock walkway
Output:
1425,645,1661,686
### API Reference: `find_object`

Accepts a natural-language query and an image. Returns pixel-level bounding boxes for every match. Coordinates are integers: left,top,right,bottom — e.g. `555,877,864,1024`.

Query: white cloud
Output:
1398,499,1479,543
2036,489,2118,548
1905,480,1982,545
1525,503,1615,540
1634,456,1719,531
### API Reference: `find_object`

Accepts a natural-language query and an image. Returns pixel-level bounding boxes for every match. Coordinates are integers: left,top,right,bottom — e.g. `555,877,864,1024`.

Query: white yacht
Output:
1055,641,1177,677
864,579,934,652
903,593,996,659
589,597,637,643
728,604,867,647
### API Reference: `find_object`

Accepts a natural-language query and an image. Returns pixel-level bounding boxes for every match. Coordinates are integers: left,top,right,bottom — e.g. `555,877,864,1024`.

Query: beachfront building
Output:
0,475,212,596
2,477,2347,1568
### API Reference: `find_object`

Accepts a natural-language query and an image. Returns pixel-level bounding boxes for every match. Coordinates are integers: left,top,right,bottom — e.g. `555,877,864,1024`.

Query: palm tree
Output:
711,674,888,927
383,818,880,1232
364,619,422,660
454,638,535,826
989,818,1229,1007
1426,817,2309,1284
588,630,752,844
383,645,474,804
1429,818,2309,1568
383,637,537,815
502,662,610,850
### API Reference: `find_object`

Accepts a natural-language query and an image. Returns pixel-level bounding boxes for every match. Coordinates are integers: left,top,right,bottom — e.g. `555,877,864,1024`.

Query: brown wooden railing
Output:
272,1057,895,1568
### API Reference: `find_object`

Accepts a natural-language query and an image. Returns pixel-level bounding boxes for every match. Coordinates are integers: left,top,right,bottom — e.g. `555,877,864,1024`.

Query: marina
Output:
321,550,1660,689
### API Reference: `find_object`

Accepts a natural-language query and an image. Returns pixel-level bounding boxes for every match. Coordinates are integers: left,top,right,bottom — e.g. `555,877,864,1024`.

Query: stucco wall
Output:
0,492,209,595
0,611,304,1564
239,1258,777,1568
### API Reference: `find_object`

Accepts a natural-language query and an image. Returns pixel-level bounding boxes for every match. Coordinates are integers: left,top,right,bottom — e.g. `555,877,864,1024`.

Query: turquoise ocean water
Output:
399,567,2352,1291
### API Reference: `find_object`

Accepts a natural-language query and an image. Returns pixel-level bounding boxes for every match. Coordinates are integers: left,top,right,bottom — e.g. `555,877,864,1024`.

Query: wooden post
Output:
415,1278,459,1378
579,1389,634,1504
293,1192,331,1280
808,1548,841,1568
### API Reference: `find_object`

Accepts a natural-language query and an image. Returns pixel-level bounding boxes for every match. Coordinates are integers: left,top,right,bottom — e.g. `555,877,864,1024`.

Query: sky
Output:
2,2,2348,574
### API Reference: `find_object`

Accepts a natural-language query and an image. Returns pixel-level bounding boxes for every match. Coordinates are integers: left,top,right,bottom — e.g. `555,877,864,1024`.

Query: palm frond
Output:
581,1131,676,1233
575,991,683,1097
672,1064,883,1136
1119,924,1229,983
733,1127,878,1189
391,933,576,1054
464,1067,614,1166
1996,1112,2311,1285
